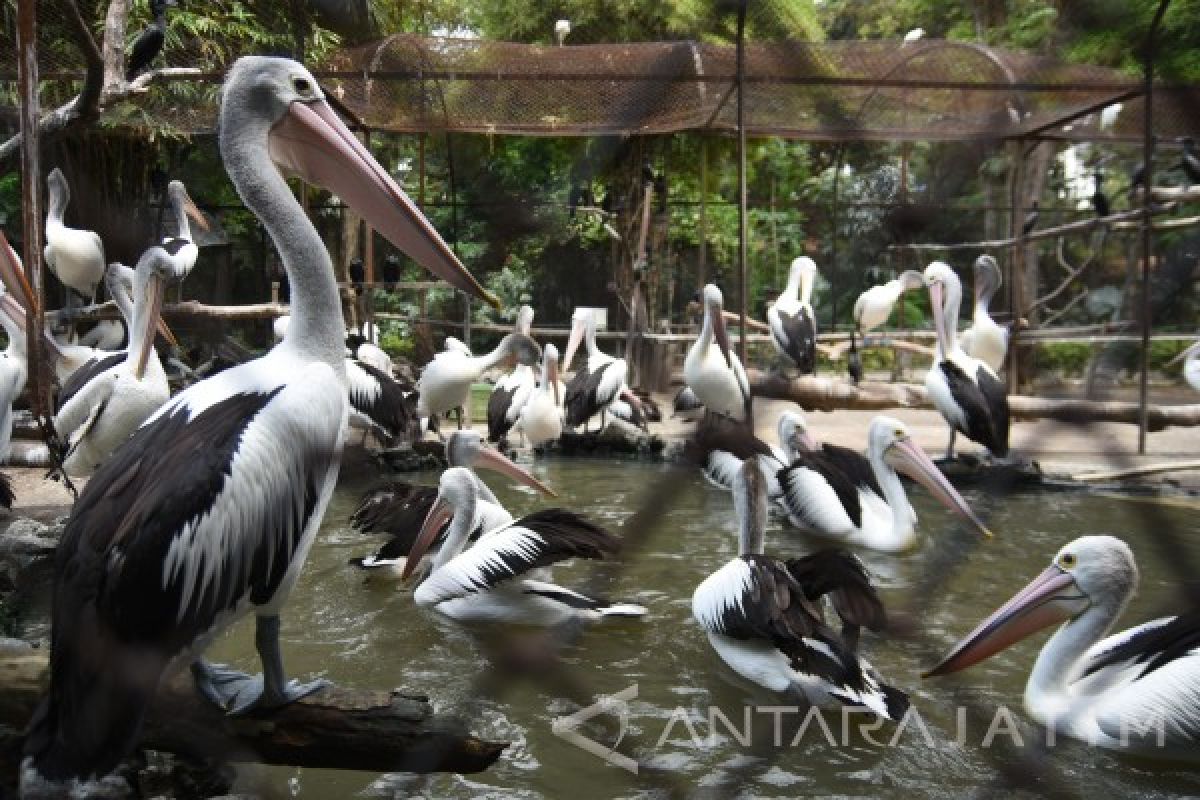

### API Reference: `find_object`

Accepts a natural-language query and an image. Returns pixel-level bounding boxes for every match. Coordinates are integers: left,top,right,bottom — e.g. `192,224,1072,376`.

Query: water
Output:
156,461,1200,797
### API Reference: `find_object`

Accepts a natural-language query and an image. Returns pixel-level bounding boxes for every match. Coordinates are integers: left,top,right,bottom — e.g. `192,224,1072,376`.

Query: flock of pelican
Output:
0,56,1193,795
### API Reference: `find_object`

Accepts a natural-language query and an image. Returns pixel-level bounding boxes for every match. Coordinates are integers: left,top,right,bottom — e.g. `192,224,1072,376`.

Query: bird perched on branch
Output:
1021,201,1039,236
126,0,177,81
1092,171,1111,219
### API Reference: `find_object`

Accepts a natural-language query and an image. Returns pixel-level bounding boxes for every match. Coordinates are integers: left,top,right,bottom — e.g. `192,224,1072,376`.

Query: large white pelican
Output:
417,332,539,431
958,254,1007,373
767,256,818,373
346,331,393,375
160,179,209,281
562,306,628,430
699,409,816,501
401,466,645,624
847,270,924,384
487,305,537,445
778,416,991,553
43,167,106,307
515,342,563,448
21,57,497,793
0,283,27,508
692,459,907,718
53,249,175,475
684,284,750,420
1168,339,1200,392
927,536,1200,761
350,430,555,580
923,261,1009,460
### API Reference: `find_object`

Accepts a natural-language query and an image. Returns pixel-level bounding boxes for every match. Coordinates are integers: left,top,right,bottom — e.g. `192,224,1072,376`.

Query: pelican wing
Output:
414,508,618,604
693,555,820,643
54,368,116,443
785,549,886,633
937,360,1009,457
815,444,884,498
779,454,866,531
346,358,416,439
350,481,436,535
56,352,124,412
564,360,624,426
768,306,817,373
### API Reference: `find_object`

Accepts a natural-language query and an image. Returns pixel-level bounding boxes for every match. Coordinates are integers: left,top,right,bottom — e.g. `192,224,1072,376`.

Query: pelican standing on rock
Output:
685,284,750,420
923,261,1009,460
562,306,629,430
402,467,645,624
692,459,908,719
418,332,541,432
21,57,498,794
959,255,1007,373
160,179,209,282
516,342,564,448
767,256,818,373
488,305,538,445
927,536,1200,761
43,168,106,308
778,416,992,553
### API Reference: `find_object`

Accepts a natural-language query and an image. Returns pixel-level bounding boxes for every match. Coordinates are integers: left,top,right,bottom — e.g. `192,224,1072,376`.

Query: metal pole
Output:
1139,0,1170,454
735,0,748,368
16,0,46,419
698,137,707,290
363,129,376,341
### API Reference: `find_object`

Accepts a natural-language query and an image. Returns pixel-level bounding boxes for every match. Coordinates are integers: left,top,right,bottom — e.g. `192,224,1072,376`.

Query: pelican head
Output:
924,261,961,355
402,467,478,579
167,180,210,233
702,284,734,369
788,257,818,303
897,269,925,292
445,336,471,356
131,248,176,380
562,307,595,372
221,56,498,308
543,342,561,406
515,304,535,336
972,255,1002,304
503,332,542,368
46,167,69,211
870,416,991,538
445,428,556,497
777,410,818,458
925,536,1136,678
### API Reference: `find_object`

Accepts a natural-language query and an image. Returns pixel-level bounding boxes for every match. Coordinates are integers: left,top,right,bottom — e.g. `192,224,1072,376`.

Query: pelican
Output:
699,410,817,501
1168,340,1200,392
417,332,540,431
684,284,750,420
0,284,28,508
53,249,176,475
350,430,555,580
401,467,645,624
345,356,417,446
562,307,630,430
778,416,991,553
43,167,106,308
160,179,209,281
346,331,393,375
767,256,818,373
515,342,563,448
692,459,908,719
488,305,538,445
926,536,1200,761
958,255,1007,373
21,57,497,793
853,270,925,335
923,261,1009,460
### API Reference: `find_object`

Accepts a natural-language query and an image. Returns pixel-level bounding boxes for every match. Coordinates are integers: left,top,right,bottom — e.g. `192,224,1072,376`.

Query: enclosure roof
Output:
5,34,1199,142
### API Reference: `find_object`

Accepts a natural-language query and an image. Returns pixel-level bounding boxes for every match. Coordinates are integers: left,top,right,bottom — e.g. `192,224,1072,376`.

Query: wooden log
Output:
749,370,1200,431
0,651,506,775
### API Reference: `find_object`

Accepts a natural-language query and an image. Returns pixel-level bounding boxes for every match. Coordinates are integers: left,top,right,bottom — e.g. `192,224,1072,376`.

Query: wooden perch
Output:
62,300,290,323
749,371,1200,431
0,650,506,775
1150,185,1200,202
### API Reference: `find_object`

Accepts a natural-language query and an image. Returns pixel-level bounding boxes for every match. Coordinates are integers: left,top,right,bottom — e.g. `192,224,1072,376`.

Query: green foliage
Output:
1036,343,1092,376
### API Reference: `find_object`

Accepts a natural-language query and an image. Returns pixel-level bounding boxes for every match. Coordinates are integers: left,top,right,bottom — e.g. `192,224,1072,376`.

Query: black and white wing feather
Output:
769,307,817,373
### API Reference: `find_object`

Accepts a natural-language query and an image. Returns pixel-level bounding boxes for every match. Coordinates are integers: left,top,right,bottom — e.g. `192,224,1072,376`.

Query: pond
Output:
130,459,1200,798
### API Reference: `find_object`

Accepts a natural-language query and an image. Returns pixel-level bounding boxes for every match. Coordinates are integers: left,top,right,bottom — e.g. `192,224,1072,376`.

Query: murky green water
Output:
150,460,1200,797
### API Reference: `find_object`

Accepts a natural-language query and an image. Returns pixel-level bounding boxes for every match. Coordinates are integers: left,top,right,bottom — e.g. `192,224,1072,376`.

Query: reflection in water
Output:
166,461,1200,798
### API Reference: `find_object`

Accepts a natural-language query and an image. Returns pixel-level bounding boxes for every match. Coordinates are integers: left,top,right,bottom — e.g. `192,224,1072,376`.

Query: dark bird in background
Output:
654,171,668,213
1092,172,1111,219
126,0,177,81
382,253,401,285
847,335,863,385
1180,137,1200,186
1021,201,1039,236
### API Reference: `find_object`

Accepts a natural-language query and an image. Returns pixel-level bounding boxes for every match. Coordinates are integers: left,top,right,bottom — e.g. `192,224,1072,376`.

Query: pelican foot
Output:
191,660,330,715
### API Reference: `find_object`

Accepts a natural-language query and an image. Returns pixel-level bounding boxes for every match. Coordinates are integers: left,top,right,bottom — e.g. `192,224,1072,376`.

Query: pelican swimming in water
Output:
777,416,992,553
692,459,908,719
43,167,105,309
923,261,1009,460
684,284,750,420
401,466,645,624
21,56,498,794
767,256,818,373
927,535,1200,761
488,305,538,445
699,409,817,501
958,255,1007,373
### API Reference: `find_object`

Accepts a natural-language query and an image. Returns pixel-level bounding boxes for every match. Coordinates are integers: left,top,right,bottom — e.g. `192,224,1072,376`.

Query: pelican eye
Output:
292,76,313,95
1058,552,1077,569
894,428,905,438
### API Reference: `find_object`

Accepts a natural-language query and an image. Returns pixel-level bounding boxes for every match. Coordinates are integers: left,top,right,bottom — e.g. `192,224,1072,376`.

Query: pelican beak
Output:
924,565,1085,677
549,357,561,406
268,98,500,309
0,294,27,332
793,429,820,453
888,435,992,538
401,495,455,581
712,303,733,369
0,231,62,360
473,443,557,497
183,193,210,232
134,270,166,380
562,316,586,373
156,317,180,349
927,279,947,355
1167,341,1200,368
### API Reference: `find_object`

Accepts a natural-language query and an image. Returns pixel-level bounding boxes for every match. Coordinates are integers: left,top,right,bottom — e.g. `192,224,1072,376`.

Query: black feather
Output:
56,353,126,412
939,360,1009,457
773,308,817,374
564,361,619,427
0,473,14,510
350,481,436,535
1082,610,1200,680
781,450,868,529
487,384,519,442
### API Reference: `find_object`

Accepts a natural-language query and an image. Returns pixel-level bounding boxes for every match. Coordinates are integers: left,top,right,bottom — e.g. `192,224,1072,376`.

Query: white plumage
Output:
43,168,106,304
685,284,749,420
